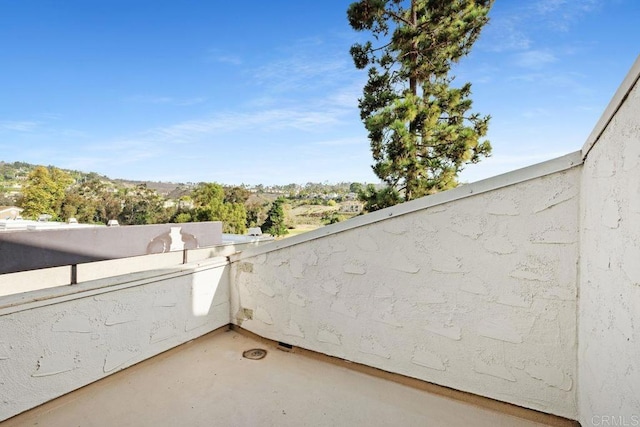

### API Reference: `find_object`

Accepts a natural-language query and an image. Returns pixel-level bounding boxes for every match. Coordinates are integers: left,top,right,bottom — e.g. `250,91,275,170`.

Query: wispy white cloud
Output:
207,49,242,65
545,73,593,96
176,97,206,106
250,35,356,95
508,71,592,96
322,80,364,109
127,95,173,104
454,61,500,85
150,106,347,144
535,0,601,14
313,137,366,147
253,56,349,93
56,35,365,181
513,49,557,69
480,16,531,52
38,113,63,121
58,146,161,178
0,119,92,166
125,95,206,106
482,0,603,55
507,72,594,97
59,138,165,176
145,50,360,143
535,0,566,14
533,0,603,31
56,128,91,138
521,108,552,119
0,121,39,132
214,55,242,65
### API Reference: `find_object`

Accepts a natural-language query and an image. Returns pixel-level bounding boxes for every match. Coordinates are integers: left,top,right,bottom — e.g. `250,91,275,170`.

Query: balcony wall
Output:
579,57,640,425
0,221,223,274
0,257,230,422
228,55,640,424
231,157,581,419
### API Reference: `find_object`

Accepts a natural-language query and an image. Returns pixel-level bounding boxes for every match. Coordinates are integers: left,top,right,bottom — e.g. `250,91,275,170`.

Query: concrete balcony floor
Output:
1,328,576,427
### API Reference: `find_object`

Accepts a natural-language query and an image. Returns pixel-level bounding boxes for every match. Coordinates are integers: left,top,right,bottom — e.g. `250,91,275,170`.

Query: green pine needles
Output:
262,197,288,237
348,0,493,209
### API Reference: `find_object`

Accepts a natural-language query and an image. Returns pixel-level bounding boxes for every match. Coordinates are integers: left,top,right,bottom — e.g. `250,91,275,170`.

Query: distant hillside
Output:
0,161,111,185
0,161,190,198
112,179,193,197
1,161,376,197
0,160,377,208
0,160,367,235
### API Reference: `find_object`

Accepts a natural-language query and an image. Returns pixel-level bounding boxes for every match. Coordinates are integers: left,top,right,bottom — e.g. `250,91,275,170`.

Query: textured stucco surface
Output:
579,78,640,424
0,261,230,422
1,329,568,427
231,168,580,418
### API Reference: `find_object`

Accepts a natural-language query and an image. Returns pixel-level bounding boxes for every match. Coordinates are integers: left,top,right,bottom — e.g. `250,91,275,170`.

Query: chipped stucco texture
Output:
0,263,230,421
231,168,580,419
579,79,640,424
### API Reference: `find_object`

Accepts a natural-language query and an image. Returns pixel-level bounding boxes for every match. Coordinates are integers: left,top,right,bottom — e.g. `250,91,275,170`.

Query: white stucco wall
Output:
0,258,230,422
579,60,640,426
231,165,581,419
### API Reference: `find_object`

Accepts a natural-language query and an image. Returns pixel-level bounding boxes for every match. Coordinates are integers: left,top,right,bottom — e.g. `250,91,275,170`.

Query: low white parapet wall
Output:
188,236,275,262
231,155,582,420
0,266,71,298
0,236,274,298
0,257,231,422
77,251,185,283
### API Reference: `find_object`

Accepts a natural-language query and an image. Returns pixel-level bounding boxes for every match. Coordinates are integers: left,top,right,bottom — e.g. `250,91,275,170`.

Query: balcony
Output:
1,56,639,426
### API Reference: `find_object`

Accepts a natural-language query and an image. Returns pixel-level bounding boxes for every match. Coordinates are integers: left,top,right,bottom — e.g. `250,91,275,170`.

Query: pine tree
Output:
348,0,493,207
262,197,288,237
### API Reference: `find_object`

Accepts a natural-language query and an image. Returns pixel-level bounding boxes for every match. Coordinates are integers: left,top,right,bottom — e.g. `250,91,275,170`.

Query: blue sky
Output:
0,1,637,185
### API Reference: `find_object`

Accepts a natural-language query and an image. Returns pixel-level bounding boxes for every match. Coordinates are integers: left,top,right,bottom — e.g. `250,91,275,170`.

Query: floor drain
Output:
243,348,267,360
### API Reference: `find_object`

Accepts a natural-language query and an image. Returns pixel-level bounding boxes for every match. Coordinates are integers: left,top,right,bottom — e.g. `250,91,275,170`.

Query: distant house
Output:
339,201,363,214
163,199,194,210
0,206,23,220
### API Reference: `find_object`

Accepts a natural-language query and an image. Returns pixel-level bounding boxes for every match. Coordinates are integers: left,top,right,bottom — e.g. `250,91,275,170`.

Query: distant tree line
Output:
15,166,283,234
8,163,381,235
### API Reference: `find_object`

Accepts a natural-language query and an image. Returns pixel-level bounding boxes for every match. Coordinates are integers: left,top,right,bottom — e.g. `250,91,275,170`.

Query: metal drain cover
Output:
243,348,267,360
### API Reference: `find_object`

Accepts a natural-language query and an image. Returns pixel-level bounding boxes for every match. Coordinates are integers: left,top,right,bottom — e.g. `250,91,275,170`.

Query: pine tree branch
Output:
370,41,393,53
384,10,414,27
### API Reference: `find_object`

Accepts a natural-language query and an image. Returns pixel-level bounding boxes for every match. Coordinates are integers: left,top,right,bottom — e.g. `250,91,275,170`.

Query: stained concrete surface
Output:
1,329,574,427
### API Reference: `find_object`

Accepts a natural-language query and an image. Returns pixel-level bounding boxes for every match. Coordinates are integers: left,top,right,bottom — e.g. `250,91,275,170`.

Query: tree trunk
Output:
409,0,417,97
406,0,418,201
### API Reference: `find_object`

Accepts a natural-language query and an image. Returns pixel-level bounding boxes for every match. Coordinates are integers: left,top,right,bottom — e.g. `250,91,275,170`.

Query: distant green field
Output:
281,224,321,239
